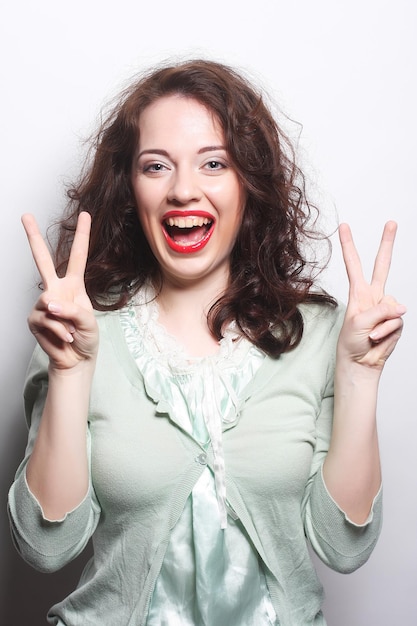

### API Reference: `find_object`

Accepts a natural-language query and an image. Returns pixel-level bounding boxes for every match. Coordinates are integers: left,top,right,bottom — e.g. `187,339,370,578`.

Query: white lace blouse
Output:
119,286,277,626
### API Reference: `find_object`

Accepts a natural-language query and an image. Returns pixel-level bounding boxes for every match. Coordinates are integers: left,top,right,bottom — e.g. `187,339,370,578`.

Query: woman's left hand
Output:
337,221,405,371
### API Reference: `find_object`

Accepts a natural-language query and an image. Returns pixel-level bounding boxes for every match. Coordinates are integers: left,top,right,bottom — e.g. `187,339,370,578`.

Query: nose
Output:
167,166,202,205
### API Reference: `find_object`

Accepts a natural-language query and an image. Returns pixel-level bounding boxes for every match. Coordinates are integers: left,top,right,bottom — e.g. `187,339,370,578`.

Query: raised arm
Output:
22,212,98,520
323,221,405,524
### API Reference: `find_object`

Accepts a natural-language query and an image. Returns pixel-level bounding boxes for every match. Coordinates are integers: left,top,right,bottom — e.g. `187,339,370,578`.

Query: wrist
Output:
48,356,96,381
336,345,384,380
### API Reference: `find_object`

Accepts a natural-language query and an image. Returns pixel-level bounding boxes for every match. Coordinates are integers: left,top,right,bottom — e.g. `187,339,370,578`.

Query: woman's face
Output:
131,95,244,289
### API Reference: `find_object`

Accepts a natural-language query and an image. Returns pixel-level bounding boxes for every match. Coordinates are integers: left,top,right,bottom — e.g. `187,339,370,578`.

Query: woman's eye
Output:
143,163,167,173
204,160,225,171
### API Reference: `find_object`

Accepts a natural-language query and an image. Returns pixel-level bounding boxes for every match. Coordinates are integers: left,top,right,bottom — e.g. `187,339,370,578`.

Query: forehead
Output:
138,95,224,143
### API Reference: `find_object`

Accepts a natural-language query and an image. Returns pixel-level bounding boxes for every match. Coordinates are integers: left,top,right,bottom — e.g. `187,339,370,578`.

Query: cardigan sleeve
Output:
7,345,101,573
301,306,383,574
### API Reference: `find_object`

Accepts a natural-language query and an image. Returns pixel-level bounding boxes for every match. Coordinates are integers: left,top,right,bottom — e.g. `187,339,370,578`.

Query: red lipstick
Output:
162,211,215,254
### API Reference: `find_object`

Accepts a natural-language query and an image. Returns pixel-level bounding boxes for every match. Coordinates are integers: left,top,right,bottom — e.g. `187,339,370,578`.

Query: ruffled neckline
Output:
132,283,254,373
120,284,265,528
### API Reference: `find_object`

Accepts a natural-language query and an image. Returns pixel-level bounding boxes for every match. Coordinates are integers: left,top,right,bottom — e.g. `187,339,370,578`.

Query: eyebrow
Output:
198,145,226,154
137,145,227,159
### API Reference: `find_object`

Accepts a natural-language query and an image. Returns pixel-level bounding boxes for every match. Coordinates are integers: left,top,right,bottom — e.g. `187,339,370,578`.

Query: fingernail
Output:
397,305,407,315
65,333,74,343
48,302,61,314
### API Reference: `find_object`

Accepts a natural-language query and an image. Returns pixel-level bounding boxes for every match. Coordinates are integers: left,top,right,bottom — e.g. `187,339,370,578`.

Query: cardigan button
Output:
195,453,207,465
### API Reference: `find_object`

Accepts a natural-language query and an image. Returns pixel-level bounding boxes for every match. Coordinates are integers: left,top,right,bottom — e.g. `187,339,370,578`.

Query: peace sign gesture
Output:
337,221,405,371
22,212,98,370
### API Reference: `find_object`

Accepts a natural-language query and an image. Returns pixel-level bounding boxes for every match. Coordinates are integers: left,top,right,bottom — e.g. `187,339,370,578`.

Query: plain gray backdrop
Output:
1,1,416,624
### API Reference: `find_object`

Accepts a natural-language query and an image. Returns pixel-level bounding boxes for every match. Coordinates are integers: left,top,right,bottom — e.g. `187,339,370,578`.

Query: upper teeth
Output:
165,216,211,228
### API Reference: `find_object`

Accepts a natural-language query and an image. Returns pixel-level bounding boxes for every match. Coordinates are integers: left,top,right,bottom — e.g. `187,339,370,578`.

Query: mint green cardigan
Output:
8,302,382,626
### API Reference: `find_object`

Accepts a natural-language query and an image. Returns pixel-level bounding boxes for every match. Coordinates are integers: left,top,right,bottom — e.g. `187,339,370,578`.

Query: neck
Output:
155,273,229,357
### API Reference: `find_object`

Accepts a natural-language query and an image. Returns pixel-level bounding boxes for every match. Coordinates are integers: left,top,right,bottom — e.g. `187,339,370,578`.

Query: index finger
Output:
371,221,397,291
66,211,92,277
21,213,57,287
338,222,365,286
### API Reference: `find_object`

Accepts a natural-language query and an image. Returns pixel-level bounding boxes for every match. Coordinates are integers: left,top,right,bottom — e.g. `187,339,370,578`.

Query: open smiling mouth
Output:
162,211,215,254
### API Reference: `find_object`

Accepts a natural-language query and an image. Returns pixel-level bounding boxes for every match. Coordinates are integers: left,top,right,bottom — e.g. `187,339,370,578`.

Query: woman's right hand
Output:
22,211,98,370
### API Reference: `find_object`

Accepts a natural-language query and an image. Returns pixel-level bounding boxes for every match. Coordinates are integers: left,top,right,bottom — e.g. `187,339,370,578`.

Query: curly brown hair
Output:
55,59,336,357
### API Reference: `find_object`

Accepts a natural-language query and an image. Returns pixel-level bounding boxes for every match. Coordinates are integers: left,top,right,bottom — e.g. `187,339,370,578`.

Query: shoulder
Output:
292,301,345,380
298,300,345,341
92,306,143,388
93,307,131,356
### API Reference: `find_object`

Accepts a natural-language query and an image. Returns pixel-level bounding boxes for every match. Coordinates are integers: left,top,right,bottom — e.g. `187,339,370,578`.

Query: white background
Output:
1,1,416,624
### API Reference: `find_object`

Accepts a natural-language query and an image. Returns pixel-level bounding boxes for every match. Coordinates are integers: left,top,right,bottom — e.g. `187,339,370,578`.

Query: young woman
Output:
8,60,404,626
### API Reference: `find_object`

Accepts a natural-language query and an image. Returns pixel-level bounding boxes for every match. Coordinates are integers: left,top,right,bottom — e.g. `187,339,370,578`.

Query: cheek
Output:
135,205,155,246
214,179,244,214
133,180,166,225
132,177,153,211
134,188,154,225
229,180,246,217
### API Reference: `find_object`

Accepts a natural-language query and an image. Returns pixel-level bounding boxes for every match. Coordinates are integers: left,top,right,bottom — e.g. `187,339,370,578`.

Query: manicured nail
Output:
65,333,74,343
48,302,61,314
